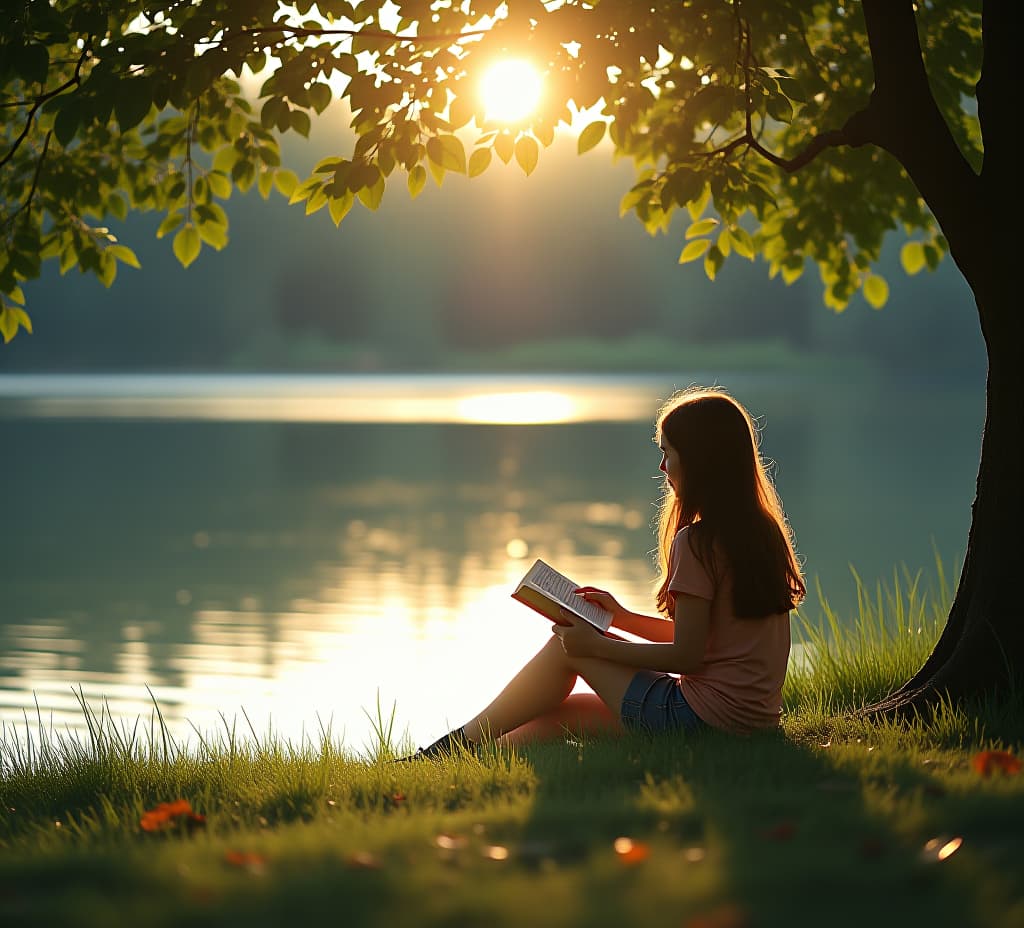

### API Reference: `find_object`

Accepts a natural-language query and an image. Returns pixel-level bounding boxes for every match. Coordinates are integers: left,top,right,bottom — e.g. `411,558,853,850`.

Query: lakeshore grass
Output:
2,564,1022,928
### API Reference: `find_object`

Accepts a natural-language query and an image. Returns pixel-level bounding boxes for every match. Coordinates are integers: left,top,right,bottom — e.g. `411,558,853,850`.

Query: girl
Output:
401,386,805,759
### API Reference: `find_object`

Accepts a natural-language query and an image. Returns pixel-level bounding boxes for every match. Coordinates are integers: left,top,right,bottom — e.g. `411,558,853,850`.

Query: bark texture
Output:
852,0,1020,716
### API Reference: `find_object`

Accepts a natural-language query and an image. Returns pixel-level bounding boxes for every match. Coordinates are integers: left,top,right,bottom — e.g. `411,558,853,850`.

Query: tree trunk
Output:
856,277,1024,716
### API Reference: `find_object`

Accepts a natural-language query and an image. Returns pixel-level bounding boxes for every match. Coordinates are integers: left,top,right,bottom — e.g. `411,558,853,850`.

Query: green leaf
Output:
12,306,31,336
107,245,140,269
114,77,152,131
686,184,710,221
257,169,275,199
198,222,228,250
53,98,81,147
863,274,889,309
515,135,539,176
494,132,514,165
312,157,345,175
156,212,184,240
704,244,725,281
291,109,312,137
448,94,474,129
686,218,719,239
288,175,320,205
97,254,117,288
106,193,127,221
207,171,232,199
468,148,491,178
274,169,300,198
900,241,926,275
534,121,555,148
18,43,50,85
261,97,287,130
308,81,332,114
678,239,710,264
427,135,466,173
730,226,756,259
408,165,427,198
172,225,201,268
328,190,354,226
357,174,386,210
0,309,15,344
577,120,606,155
305,186,329,215
781,263,803,285
214,146,240,174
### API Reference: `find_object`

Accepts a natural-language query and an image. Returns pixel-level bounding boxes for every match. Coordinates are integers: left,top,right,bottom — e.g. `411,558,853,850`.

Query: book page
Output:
520,560,612,631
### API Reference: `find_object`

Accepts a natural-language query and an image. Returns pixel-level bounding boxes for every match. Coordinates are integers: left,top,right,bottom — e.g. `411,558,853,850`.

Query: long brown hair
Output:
654,386,805,618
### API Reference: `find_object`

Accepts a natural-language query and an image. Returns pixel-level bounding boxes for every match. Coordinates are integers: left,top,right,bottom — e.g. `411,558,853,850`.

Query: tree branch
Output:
859,0,981,285
1,131,52,235
0,45,91,169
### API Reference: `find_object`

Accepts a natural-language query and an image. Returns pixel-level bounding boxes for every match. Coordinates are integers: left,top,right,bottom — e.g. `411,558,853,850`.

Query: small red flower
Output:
140,799,206,832
971,750,1022,778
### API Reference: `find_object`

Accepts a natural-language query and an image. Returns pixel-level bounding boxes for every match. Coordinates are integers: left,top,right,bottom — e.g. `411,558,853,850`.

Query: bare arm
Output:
560,592,711,674
574,587,675,643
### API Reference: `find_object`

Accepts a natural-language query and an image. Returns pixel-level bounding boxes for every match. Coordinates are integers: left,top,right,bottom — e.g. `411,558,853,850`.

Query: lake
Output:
0,371,985,757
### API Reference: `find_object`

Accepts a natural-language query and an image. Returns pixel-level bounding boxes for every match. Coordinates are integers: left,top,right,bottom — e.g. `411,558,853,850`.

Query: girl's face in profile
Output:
657,434,683,495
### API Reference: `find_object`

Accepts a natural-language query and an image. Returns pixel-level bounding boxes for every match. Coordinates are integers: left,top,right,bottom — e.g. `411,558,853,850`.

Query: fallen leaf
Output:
971,750,1021,778
140,799,206,833
224,850,267,873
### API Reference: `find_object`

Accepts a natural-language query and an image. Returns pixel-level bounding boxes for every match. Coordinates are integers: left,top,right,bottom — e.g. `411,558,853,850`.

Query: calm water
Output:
0,372,984,756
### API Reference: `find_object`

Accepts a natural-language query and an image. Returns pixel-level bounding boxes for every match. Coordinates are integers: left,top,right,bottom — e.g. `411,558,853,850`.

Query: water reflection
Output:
0,374,660,424
0,373,984,755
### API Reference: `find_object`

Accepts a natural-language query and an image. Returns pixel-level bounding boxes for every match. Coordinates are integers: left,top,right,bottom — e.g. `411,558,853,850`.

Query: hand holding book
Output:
511,559,614,632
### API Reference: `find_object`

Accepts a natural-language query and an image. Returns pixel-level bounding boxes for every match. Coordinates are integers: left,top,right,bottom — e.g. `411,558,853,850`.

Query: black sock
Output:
421,725,474,758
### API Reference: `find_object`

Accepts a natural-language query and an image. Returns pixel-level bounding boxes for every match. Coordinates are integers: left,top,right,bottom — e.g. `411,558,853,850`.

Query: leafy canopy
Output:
0,0,982,342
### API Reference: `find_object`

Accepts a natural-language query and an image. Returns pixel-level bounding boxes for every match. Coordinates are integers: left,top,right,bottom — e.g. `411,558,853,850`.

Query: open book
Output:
511,559,614,632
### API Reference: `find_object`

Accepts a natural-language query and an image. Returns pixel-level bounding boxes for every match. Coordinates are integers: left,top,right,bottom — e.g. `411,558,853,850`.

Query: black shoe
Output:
395,727,474,762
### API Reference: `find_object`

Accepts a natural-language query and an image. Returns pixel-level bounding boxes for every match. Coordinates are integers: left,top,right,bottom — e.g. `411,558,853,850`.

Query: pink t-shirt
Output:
668,525,791,733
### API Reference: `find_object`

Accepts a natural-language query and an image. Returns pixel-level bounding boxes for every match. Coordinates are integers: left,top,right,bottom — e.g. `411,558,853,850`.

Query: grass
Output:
1,563,1023,928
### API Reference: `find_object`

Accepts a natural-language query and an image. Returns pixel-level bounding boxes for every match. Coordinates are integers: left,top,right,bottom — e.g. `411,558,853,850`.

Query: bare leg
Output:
498,693,618,746
462,635,636,743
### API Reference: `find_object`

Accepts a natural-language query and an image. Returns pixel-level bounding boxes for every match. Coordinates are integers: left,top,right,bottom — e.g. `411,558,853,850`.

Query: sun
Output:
479,59,543,123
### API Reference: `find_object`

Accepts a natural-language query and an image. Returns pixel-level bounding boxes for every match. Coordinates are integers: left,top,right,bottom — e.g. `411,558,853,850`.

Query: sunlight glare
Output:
480,59,543,123
456,391,576,424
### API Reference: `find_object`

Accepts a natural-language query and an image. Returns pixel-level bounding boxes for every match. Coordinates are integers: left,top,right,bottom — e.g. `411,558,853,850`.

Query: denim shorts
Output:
621,671,706,734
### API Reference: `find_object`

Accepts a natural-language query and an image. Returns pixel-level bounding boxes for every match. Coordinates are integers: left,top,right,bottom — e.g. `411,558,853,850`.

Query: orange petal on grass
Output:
224,850,267,872
140,799,202,832
971,750,1022,777
613,836,651,864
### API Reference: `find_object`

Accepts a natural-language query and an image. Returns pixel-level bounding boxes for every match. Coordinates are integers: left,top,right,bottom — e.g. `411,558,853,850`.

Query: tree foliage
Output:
0,0,982,342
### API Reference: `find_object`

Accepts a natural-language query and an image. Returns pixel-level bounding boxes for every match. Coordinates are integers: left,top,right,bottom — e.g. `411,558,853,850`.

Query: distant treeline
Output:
8,125,985,377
